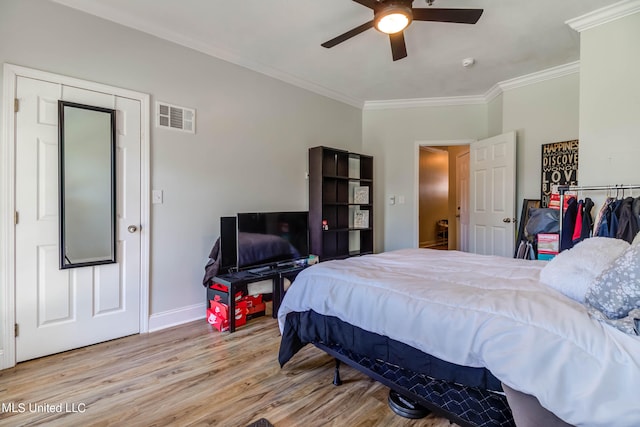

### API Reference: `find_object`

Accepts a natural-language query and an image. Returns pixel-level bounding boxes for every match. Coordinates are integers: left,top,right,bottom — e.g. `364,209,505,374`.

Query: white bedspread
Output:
278,248,640,427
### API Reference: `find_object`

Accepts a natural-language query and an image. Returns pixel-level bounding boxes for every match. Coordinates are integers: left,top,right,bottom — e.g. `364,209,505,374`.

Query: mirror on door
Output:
58,101,116,269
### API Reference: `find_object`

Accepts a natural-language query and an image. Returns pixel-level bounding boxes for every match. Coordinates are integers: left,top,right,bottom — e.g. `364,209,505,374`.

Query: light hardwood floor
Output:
0,308,456,427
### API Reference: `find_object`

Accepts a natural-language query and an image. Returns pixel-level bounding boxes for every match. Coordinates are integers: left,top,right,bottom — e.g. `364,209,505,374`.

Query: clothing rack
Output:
557,184,640,247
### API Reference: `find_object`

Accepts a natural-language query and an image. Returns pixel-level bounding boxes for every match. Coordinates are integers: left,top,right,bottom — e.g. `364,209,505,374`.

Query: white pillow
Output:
632,231,640,247
539,237,630,302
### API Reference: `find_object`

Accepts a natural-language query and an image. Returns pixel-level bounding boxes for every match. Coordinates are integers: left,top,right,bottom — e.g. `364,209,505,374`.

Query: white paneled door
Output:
469,132,517,257
456,150,470,252
15,76,142,362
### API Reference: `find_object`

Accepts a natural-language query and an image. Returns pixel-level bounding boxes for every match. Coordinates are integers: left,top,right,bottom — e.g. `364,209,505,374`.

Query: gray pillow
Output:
587,306,640,335
585,244,640,319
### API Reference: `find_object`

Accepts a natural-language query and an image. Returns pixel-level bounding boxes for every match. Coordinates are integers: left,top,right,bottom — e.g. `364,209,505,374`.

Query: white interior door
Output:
469,132,516,257
456,150,470,252
15,76,142,362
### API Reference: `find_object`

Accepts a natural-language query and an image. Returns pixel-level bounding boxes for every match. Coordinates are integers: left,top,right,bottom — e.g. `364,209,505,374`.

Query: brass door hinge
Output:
15,211,19,225
15,323,19,337
14,98,19,113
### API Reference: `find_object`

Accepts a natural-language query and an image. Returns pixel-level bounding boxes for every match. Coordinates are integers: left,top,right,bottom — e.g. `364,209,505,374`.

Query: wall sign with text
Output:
541,140,579,207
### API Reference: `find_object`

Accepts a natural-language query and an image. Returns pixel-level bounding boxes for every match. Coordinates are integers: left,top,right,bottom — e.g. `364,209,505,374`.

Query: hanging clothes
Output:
609,198,623,238
579,197,595,241
572,199,584,243
596,198,620,238
616,197,639,243
557,187,640,251
594,197,615,236
561,197,577,251
633,197,640,236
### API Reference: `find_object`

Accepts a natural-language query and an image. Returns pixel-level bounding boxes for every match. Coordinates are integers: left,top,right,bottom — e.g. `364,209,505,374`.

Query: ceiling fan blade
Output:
321,21,374,48
351,0,379,10
389,32,407,61
412,8,483,24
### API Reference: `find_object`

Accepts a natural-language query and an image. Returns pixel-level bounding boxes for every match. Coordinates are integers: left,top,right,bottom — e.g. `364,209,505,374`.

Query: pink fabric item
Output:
573,200,583,241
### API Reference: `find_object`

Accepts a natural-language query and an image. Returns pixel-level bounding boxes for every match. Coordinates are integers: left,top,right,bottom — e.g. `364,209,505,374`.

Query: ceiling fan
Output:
321,0,483,61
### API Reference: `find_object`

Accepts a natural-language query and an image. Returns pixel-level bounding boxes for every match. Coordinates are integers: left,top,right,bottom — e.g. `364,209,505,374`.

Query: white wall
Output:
364,11,640,254
362,74,581,252
487,94,504,139
362,105,487,251
0,0,362,324
578,12,640,186
501,73,581,213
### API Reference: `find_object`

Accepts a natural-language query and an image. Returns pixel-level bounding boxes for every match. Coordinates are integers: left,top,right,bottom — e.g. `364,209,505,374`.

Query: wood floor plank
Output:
0,312,456,427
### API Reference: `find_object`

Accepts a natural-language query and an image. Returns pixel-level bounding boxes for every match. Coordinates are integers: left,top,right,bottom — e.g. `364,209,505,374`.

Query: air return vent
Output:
156,102,195,133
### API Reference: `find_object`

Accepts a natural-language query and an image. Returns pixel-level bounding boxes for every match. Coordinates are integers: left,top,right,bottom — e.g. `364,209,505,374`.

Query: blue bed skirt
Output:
279,310,515,427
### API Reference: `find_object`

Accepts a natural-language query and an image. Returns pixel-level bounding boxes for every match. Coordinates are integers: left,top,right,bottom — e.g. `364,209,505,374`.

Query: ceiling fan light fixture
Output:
375,5,412,34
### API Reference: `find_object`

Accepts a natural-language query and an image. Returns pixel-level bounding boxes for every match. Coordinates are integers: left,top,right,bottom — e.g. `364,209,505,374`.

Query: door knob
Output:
502,218,511,223
128,225,138,233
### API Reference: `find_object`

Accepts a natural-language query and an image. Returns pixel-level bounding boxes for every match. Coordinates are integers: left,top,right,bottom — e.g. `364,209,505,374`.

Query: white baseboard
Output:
147,303,204,333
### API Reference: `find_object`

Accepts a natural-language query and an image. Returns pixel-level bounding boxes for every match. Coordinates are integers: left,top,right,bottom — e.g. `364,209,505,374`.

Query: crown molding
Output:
364,95,486,110
363,61,580,110
483,84,503,104
50,0,364,109
51,0,586,111
497,61,580,92
566,0,640,32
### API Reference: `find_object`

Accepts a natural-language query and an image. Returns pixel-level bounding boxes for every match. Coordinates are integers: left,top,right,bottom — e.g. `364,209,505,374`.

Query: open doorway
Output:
418,145,470,250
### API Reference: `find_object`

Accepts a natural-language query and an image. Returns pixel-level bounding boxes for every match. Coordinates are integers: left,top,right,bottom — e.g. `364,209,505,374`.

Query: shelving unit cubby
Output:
309,146,373,261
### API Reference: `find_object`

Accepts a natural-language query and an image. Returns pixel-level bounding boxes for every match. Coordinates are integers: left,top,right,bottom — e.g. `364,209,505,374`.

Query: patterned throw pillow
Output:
540,237,629,302
587,306,640,335
586,244,640,319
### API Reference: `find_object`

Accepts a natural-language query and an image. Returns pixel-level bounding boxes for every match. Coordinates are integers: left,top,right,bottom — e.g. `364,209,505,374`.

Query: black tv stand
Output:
247,265,272,274
207,263,308,332
276,261,296,269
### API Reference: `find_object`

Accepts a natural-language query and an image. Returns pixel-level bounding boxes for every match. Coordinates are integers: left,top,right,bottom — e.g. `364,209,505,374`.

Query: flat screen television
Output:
236,211,309,271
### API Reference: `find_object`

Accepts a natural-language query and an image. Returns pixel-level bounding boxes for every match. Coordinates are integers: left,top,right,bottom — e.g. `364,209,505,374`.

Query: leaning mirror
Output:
58,101,116,269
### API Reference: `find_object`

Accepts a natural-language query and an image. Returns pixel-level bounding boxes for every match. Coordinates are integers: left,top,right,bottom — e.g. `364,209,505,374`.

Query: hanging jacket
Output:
572,200,584,243
594,197,614,236
598,199,621,238
633,197,640,234
609,198,623,239
616,197,639,243
580,197,595,241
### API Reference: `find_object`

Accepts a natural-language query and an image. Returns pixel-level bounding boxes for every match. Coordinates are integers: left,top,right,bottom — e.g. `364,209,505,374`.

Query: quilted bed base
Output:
316,342,515,427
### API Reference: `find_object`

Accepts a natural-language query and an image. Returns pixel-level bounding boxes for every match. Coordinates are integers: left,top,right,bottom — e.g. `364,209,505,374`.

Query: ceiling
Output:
51,0,621,107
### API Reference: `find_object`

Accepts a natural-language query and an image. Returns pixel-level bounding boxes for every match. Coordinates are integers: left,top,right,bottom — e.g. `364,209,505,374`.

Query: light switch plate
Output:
152,190,163,204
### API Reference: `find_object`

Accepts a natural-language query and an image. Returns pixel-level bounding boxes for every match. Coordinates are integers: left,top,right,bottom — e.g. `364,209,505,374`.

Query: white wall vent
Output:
156,102,195,134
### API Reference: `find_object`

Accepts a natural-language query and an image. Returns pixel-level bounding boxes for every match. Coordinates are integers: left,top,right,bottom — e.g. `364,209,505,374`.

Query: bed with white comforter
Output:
278,248,640,427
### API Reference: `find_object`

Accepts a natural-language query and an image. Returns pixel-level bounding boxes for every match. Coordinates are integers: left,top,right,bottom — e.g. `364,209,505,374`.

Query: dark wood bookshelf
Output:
309,146,374,262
